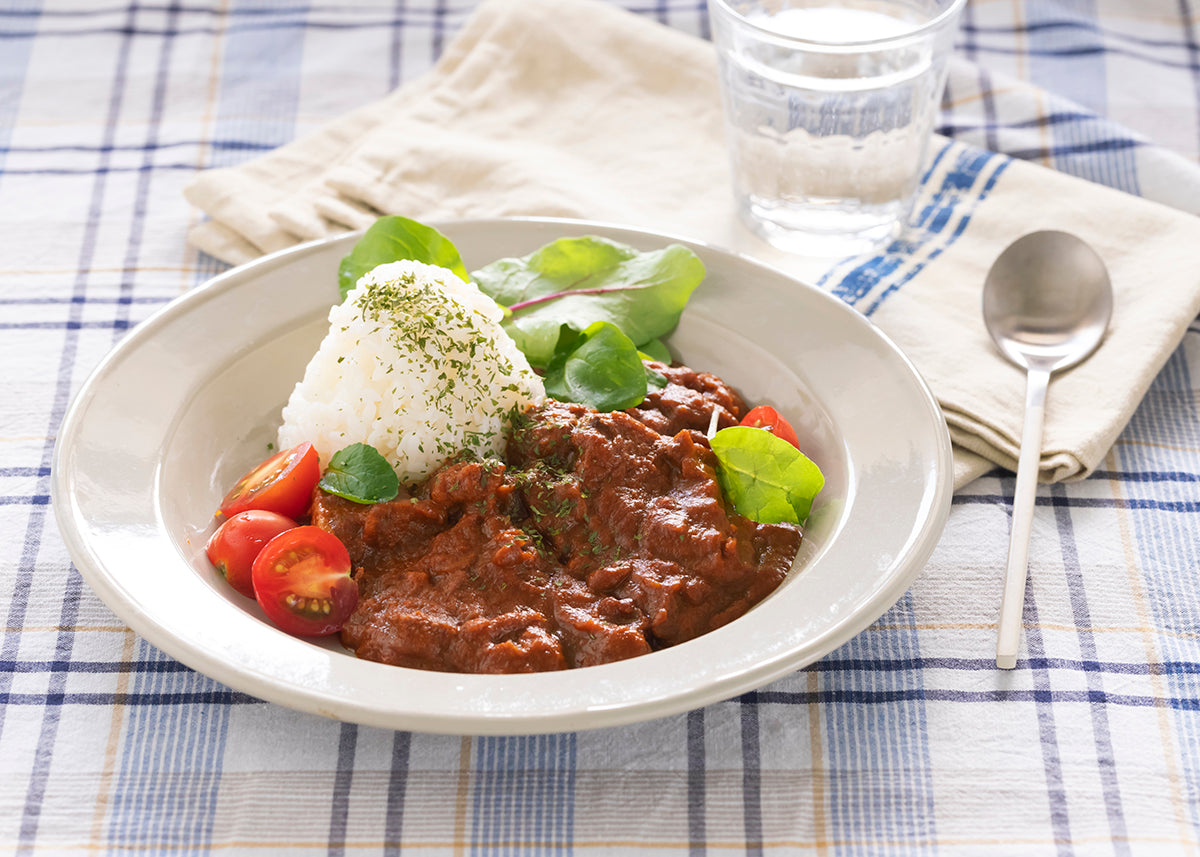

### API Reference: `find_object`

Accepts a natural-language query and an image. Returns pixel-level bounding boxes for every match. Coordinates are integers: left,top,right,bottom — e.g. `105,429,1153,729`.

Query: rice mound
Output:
277,260,545,484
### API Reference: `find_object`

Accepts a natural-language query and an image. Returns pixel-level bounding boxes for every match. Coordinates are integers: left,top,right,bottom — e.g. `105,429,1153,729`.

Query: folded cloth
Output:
184,0,1200,491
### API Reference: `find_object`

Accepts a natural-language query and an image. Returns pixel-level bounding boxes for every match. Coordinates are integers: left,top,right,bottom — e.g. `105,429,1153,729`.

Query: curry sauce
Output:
312,363,802,673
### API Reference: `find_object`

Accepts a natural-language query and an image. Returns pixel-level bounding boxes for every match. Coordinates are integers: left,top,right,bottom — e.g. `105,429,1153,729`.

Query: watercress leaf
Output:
645,364,668,390
318,442,401,504
471,236,704,368
709,425,824,525
638,337,672,365
544,321,649,412
545,322,582,367
338,216,470,300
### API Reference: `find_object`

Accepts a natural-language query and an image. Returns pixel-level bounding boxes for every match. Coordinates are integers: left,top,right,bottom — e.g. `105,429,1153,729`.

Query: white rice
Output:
277,260,545,484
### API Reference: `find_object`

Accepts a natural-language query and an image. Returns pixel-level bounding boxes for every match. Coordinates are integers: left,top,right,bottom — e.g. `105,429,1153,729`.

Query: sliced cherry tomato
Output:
740,405,801,449
251,526,358,637
205,510,297,598
219,442,320,520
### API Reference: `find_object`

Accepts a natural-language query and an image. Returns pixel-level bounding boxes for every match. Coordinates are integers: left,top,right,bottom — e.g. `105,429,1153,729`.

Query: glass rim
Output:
707,0,967,50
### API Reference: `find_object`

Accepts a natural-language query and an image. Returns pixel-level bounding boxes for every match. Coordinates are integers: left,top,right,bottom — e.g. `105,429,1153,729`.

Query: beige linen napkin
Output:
184,0,1200,491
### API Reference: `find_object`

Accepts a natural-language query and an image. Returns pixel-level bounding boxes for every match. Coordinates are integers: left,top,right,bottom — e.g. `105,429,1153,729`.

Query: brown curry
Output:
311,362,802,673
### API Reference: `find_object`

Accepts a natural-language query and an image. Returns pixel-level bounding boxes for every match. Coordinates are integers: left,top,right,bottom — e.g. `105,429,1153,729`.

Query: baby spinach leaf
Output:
709,426,824,525
337,216,470,300
471,236,704,368
638,337,672,365
318,442,401,504
544,321,649,412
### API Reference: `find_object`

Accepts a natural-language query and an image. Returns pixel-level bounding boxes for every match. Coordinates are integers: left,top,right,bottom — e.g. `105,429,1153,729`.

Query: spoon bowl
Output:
982,230,1113,669
984,231,1113,372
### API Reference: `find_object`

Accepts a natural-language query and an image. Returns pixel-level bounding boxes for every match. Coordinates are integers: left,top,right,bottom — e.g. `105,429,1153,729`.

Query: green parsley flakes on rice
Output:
277,260,545,484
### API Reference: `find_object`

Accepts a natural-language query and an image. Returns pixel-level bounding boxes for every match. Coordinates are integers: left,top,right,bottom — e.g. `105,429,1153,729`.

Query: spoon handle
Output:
996,366,1051,669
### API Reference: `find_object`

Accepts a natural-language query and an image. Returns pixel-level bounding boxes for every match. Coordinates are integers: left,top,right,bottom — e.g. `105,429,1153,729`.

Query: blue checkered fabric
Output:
5,1,1200,853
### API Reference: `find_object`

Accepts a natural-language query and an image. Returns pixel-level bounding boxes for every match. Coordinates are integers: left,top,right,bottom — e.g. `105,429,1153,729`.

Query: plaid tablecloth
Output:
5,1,1200,853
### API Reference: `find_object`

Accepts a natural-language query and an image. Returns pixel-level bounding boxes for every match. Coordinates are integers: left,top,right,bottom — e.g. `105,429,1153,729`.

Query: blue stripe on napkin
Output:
822,140,1009,315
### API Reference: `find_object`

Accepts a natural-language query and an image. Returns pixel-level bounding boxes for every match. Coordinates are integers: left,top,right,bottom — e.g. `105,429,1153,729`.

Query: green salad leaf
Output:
335,216,701,411
338,215,470,300
638,337,672,365
709,426,824,525
645,363,668,391
544,321,650,412
471,235,704,368
318,443,401,504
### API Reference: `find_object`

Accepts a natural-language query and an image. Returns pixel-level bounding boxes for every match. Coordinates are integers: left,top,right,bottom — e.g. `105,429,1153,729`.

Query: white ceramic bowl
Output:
52,217,953,734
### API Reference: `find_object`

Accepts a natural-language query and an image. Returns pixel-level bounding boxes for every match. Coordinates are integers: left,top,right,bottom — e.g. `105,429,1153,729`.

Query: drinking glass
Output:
708,0,965,256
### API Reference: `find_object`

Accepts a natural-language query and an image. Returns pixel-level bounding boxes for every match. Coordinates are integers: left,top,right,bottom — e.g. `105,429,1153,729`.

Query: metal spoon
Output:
983,230,1113,670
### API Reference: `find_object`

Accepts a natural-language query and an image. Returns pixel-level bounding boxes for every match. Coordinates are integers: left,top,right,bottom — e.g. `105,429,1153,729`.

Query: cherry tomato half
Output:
205,510,297,598
251,526,358,637
740,405,801,449
219,442,320,520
